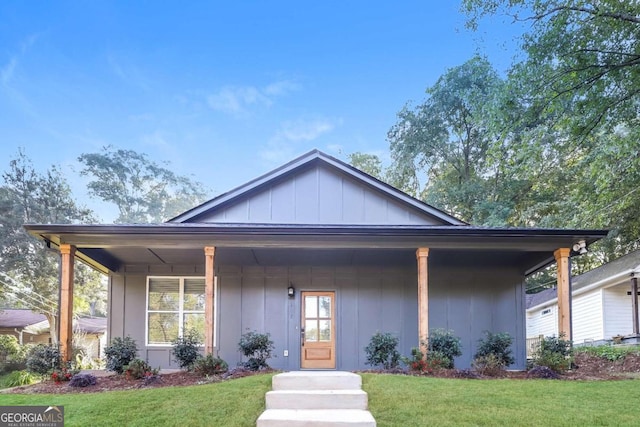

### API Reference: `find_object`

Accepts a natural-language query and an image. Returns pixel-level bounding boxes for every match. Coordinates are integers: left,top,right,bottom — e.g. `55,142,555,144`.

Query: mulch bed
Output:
3,368,270,394
5,353,640,394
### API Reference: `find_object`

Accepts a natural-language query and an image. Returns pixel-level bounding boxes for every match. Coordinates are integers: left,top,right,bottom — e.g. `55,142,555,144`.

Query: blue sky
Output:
0,1,525,221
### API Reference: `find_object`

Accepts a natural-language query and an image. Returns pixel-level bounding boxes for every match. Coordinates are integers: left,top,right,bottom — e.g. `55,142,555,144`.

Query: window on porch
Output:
146,277,206,345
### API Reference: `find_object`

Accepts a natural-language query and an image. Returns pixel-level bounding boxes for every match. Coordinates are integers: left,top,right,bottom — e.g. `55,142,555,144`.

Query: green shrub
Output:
472,353,506,377
124,358,158,380
474,331,514,366
575,344,640,362
0,335,27,372
425,329,462,368
25,344,61,376
532,334,573,373
172,329,202,370
193,354,229,376
403,347,450,374
238,330,275,371
104,336,138,374
4,370,37,387
365,332,401,369
69,373,97,388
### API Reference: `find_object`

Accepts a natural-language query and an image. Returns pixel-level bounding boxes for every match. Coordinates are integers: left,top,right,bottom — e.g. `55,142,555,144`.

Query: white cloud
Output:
1,33,38,87
263,80,300,96
207,79,300,115
259,116,342,165
107,53,152,92
0,57,17,86
141,130,172,152
279,118,337,142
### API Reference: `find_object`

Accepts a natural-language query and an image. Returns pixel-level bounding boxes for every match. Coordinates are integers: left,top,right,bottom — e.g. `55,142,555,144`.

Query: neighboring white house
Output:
526,250,640,347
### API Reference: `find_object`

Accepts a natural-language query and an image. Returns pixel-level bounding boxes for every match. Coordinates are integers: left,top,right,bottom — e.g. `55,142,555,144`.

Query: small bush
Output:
3,370,37,387
539,333,572,357
172,329,202,370
193,354,229,376
532,334,573,373
50,365,78,383
0,335,27,372
472,353,506,377
575,344,640,362
365,332,401,369
474,331,514,366
425,329,462,369
69,373,97,388
238,330,275,371
104,336,138,374
124,358,158,380
26,344,61,376
526,365,560,379
404,347,450,374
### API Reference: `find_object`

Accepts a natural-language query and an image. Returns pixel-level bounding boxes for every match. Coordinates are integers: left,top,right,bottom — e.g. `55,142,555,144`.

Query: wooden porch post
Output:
631,274,639,336
554,248,571,340
59,244,75,362
416,248,429,356
204,246,216,354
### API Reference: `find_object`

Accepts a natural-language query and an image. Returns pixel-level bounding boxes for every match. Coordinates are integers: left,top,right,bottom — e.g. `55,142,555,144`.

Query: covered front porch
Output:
26,223,604,370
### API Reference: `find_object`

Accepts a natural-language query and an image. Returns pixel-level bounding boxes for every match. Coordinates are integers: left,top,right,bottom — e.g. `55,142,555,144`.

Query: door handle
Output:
301,328,305,346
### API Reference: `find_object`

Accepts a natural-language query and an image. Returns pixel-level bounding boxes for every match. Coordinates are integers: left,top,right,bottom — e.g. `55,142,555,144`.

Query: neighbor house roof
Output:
0,309,106,334
0,308,46,328
526,249,640,310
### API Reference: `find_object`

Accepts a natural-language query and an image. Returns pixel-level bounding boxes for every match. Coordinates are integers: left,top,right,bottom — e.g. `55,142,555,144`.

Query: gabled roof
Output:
526,249,640,310
169,149,467,226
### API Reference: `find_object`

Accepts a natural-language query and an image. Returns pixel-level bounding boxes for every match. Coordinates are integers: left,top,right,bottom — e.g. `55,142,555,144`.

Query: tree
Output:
78,146,210,223
347,152,384,180
0,150,104,343
463,0,640,139
387,56,511,224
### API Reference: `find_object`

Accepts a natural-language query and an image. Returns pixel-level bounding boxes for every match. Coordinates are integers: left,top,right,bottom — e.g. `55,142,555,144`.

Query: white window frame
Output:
145,276,216,347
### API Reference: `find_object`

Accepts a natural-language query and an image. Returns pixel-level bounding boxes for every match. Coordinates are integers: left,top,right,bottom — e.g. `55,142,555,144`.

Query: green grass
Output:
0,373,275,427
362,374,640,426
2,373,639,426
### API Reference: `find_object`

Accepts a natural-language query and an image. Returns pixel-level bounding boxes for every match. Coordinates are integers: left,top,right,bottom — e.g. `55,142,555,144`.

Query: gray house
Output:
25,150,607,370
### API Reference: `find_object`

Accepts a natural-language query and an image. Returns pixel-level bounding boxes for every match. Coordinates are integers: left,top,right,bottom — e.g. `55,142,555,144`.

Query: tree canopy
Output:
78,146,210,224
463,0,640,139
0,150,105,343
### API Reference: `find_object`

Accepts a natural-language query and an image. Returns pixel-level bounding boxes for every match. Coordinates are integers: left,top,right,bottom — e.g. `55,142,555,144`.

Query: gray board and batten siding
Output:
108,247,526,371
172,156,461,226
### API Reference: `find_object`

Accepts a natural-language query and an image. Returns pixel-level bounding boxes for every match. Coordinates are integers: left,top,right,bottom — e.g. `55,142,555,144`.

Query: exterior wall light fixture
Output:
288,284,295,298
572,240,588,255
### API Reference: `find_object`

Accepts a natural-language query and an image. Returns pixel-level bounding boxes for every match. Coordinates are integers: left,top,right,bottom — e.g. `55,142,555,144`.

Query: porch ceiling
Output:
24,223,608,275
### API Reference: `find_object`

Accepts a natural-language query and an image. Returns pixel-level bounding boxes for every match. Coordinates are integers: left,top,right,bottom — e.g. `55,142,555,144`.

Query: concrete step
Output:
272,371,362,391
257,409,376,427
266,389,369,410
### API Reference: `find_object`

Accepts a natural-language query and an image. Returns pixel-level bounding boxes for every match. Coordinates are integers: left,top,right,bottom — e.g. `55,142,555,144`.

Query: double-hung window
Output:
146,277,206,346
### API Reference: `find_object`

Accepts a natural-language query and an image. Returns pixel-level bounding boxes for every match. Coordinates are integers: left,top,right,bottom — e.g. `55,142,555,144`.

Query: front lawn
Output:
362,374,640,426
2,373,640,426
0,373,275,427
